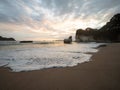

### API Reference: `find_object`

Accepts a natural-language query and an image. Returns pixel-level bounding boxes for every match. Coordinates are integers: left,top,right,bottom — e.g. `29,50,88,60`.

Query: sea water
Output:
0,41,104,72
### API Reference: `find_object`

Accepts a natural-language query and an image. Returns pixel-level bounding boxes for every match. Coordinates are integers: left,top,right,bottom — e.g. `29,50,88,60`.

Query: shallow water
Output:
0,41,103,72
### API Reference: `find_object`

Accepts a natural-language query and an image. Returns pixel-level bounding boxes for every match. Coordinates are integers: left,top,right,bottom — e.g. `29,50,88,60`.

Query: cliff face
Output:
97,13,120,41
75,28,97,42
0,36,15,41
75,13,120,42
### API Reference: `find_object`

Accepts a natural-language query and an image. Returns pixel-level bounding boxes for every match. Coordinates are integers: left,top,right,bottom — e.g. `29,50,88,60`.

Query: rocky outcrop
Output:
64,36,72,44
75,13,120,42
0,36,15,41
20,41,33,43
97,13,120,41
75,28,97,42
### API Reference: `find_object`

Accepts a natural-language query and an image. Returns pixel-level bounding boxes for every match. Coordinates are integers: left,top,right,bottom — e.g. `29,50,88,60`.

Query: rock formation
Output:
75,13,120,42
20,41,33,43
64,36,72,44
97,13,120,41
0,36,15,41
75,28,96,42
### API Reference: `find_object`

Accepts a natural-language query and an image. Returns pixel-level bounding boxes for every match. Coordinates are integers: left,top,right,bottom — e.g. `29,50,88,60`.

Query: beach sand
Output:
0,43,120,90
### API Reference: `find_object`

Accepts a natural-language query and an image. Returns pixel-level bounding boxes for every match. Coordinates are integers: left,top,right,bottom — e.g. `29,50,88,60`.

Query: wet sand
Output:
0,43,120,90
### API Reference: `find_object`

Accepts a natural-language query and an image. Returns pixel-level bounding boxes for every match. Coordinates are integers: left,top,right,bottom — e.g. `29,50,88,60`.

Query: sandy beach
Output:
0,43,120,90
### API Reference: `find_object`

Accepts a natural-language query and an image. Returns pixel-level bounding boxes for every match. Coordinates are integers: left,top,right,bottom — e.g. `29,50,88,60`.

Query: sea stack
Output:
64,36,72,44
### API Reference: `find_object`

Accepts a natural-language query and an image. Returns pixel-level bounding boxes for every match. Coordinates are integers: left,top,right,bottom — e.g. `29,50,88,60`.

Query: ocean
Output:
0,41,104,72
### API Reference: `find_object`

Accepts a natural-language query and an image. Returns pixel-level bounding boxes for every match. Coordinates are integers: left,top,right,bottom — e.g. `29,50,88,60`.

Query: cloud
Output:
0,0,120,40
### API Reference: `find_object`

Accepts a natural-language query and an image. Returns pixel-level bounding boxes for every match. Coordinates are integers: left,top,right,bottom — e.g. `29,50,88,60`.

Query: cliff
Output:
0,36,15,41
75,28,97,42
75,13,120,42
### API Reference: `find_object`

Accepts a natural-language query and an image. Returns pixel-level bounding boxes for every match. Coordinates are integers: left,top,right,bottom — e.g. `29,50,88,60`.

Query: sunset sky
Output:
0,0,120,40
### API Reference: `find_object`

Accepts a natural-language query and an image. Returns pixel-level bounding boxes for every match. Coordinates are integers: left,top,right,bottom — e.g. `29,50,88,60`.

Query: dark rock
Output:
98,13,120,42
75,28,96,42
64,36,72,44
20,41,33,43
75,13,120,42
0,36,15,41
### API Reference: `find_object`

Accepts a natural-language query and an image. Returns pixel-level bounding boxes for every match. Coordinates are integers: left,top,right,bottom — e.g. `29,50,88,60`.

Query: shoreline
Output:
0,43,106,72
0,43,120,90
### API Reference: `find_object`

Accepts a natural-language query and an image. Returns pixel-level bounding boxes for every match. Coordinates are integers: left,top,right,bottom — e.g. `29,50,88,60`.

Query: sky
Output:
0,0,120,40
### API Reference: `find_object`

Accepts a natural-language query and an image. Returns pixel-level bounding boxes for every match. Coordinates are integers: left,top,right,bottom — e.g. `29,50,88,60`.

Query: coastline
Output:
0,43,120,90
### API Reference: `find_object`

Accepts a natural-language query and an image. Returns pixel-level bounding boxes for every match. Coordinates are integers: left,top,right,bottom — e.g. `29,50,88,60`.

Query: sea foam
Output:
0,42,104,72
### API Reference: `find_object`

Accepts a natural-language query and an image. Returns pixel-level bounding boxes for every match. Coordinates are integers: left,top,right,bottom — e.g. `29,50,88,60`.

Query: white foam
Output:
0,42,104,72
